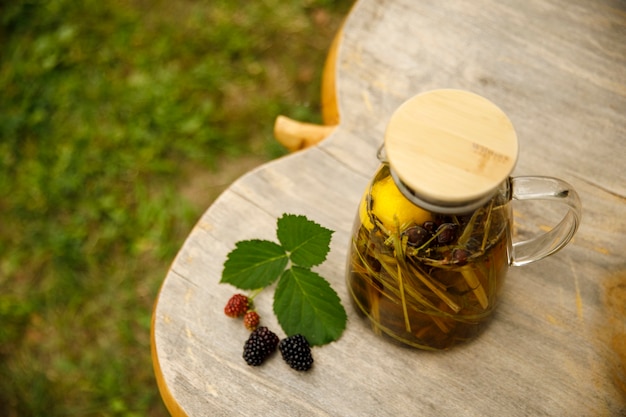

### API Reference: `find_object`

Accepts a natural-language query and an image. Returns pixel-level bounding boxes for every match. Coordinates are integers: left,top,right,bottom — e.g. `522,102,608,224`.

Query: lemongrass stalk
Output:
484,252,497,307
379,258,438,311
430,314,451,334
456,206,482,246
391,232,412,333
359,233,440,317
460,267,489,310
481,199,495,252
407,263,461,313
369,286,382,336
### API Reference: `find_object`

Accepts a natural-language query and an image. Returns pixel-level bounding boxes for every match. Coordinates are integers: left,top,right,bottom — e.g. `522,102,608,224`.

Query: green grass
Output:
0,0,351,415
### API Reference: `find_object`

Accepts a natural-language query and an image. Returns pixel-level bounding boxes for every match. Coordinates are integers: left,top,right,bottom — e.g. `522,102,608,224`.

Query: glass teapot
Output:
346,89,581,350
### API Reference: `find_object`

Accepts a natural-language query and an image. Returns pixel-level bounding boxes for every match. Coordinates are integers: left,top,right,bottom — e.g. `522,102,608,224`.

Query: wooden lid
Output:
384,89,518,211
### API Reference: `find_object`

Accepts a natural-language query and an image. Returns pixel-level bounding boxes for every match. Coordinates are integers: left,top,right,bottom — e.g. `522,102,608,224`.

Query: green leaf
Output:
273,266,347,346
220,240,288,290
276,214,333,268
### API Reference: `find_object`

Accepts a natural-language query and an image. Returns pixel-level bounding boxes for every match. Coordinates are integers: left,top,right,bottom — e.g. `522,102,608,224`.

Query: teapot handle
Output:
510,176,582,266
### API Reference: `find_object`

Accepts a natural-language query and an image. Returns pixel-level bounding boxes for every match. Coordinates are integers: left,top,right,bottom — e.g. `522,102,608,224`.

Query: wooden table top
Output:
151,0,626,415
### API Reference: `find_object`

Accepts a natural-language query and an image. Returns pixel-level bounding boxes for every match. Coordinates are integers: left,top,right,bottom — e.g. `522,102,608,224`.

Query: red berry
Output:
224,294,249,318
243,311,260,330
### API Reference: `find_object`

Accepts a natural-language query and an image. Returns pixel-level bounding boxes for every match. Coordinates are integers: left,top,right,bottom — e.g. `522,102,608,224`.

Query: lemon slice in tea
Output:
359,175,433,232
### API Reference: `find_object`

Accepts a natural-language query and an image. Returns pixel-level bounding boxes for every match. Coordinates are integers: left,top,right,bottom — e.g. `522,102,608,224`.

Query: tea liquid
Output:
347,167,511,350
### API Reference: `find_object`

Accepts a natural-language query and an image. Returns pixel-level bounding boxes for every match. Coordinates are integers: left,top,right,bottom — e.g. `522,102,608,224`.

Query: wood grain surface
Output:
152,0,626,415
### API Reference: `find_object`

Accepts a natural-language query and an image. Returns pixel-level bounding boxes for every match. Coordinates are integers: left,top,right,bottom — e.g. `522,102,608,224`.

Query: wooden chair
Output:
273,26,342,151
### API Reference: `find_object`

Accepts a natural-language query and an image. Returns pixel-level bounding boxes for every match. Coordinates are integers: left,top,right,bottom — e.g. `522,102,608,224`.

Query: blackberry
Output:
224,294,249,318
242,326,279,366
278,334,314,371
243,311,260,331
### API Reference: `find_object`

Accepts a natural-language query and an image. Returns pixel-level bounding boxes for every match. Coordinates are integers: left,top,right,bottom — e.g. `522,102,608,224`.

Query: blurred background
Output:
0,0,352,415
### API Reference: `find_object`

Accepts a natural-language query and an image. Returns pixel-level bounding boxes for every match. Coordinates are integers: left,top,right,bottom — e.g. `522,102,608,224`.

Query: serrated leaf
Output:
276,214,333,268
220,240,288,290
273,266,347,346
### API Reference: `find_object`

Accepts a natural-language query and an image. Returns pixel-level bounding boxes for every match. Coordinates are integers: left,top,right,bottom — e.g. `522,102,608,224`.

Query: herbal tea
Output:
346,90,580,350
346,166,511,350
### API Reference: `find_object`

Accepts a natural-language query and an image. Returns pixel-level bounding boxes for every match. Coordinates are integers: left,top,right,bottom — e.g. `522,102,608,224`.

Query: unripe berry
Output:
243,311,260,331
224,294,249,318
